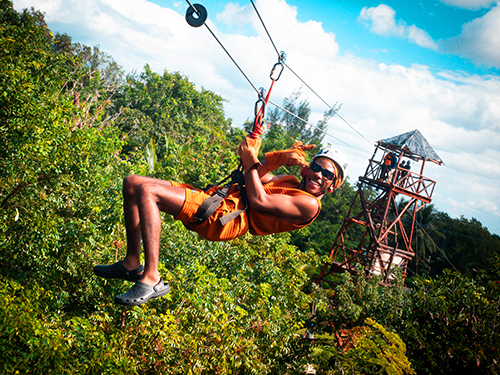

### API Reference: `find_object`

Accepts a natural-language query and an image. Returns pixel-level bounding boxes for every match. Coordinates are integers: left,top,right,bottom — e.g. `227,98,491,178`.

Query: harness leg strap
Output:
191,168,248,227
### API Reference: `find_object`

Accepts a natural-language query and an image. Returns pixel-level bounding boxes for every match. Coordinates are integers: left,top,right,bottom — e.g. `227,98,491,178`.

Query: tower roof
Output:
378,129,444,165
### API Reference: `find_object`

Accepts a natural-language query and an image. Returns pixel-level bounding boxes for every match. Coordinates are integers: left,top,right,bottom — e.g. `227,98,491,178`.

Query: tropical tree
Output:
400,203,500,277
431,213,500,276
398,203,445,277
264,89,341,153
111,65,239,188
308,266,499,374
0,0,131,311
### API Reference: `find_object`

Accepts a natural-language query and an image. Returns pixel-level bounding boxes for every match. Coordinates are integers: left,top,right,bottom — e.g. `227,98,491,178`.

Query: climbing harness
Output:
190,53,285,226
191,165,247,226
182,0,362,225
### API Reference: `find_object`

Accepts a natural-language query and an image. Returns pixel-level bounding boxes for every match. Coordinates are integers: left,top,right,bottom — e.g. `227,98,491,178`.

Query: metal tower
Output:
317,130,444,285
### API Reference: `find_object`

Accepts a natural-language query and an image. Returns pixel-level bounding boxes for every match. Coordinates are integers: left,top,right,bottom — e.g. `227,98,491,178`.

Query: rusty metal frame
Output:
316,143,438,286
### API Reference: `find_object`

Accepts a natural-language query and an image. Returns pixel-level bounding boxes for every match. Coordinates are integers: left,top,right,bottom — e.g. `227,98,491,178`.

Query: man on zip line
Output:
94,134,348,306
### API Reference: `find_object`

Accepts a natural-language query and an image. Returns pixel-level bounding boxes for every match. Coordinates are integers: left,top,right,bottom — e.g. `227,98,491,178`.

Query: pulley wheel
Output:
186,4,207,27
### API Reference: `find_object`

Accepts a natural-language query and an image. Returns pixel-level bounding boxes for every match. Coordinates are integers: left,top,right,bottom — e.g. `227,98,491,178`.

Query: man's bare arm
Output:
245,166,319,224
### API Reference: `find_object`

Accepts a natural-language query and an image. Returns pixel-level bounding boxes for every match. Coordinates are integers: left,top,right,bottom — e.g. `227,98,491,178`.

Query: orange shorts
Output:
171,181,249,241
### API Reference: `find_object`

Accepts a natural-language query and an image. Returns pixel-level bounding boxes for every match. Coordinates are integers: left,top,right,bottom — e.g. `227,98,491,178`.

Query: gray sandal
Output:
114,278,170,306
93,261,144,282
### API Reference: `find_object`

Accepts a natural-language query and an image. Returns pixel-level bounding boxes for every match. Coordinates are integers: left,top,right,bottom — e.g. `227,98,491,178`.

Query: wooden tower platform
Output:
317,130,443,285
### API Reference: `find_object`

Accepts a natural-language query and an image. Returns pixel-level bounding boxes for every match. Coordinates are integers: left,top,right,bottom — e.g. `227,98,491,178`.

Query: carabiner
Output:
270,61,284,81
254,98,265,117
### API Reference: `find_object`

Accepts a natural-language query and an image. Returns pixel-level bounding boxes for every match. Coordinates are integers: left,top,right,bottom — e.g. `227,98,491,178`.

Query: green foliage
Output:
336,318,415,375
399,201,500,278
0,228,321,374
314,269,409,330
404,271,500,374
310,269,499,374
146,228,319,374
0,279,136,374
0,2,134,316
112,65,237,188
2,3,499,375
430,213,500,277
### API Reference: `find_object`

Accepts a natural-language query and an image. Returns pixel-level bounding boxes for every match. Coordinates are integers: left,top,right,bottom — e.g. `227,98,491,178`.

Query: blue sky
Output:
283,0,498,75
14,0,500,235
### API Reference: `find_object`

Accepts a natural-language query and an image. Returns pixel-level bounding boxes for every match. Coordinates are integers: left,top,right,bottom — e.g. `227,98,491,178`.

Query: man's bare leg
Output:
121,175,146,270
121,175,172,270
121,175,186,286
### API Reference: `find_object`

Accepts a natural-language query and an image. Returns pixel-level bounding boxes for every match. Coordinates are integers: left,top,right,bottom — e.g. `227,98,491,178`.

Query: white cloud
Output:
217,0,339,60
359,4,438,50
439,0,498,11
359,4,404,36
217,2,253,27
314,56,500,232
439,5,500,68
407,25,439,49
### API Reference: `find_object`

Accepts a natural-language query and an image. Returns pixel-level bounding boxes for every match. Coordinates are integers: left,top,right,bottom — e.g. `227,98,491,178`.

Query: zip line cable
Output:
184,0,367,151
249,0,372,146
416,220,458,272
268,99,365,152
185,0,260,96
204,25,261,95
283,62,373,145
250,0,280,58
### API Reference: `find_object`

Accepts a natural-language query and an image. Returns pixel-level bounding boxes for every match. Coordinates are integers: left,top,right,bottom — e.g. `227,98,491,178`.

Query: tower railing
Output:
361,158,436,203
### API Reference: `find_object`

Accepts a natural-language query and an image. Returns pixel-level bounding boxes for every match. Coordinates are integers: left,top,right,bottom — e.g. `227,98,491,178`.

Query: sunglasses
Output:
310,162,337,181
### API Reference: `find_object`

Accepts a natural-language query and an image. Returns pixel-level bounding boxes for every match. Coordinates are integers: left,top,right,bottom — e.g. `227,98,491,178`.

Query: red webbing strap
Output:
249,78,276,140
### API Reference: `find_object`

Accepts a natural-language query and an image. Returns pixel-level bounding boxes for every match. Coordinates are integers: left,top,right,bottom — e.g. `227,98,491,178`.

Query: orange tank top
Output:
181,175,321,241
